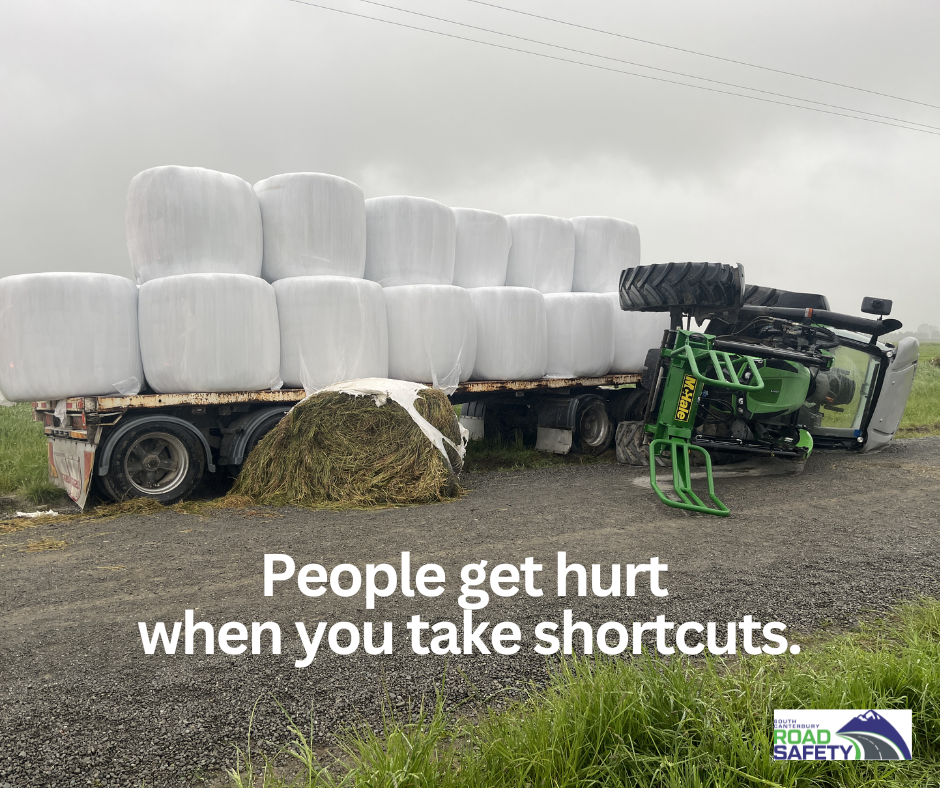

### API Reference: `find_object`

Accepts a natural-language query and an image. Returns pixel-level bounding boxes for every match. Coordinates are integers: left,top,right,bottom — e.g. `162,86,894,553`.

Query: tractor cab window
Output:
807,344,881,438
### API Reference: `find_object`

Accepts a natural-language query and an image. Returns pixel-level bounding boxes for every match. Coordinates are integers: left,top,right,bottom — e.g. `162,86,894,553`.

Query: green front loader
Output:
617,262,913,516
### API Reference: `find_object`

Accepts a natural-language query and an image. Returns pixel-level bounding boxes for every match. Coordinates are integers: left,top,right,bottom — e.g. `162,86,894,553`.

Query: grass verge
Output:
896,342,940,438
229,598,940,787
0,402,62,504
464,432,614,472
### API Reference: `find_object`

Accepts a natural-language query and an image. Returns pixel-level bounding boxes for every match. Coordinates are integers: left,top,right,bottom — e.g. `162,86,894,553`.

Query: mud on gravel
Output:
2,438,939,787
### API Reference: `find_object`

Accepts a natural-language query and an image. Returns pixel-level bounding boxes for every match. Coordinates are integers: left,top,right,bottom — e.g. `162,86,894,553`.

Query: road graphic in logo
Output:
773,709,912,761
837,710,912,760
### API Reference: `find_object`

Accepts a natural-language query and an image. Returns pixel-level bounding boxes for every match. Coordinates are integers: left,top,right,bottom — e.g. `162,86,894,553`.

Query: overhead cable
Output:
459,0,940,111
354,0,940,132
280,0,940,136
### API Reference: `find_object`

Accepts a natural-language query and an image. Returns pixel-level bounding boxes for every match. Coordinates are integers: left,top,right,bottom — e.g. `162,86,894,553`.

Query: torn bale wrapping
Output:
233,386,463,508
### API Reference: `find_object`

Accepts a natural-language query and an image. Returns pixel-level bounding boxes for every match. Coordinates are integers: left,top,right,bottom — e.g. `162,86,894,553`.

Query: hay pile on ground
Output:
232,387,463,508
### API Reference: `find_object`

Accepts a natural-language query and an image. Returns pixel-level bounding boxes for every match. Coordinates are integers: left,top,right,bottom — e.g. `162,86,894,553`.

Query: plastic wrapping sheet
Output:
364,197,456,286
451,208,511,288
273,276,388,391
572,216,640,293
0,389,12,407
255,173,366,282
383,285,477,393
309,377,468,471
544,293,614,378
126,166,263,284
604,293,670,372
0,273,143,402
468,287,547,381
504,214,575,294
138,274,280,394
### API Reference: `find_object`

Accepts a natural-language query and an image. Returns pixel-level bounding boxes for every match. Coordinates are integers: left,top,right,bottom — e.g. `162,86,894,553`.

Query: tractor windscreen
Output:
808,344,881,438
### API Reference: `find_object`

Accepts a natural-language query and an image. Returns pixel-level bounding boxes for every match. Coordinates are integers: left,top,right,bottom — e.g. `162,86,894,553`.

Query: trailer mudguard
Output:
97,415,217,474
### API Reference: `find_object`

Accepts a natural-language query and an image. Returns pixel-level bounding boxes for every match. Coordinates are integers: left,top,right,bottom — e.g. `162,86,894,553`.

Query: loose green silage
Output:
232,389,464,509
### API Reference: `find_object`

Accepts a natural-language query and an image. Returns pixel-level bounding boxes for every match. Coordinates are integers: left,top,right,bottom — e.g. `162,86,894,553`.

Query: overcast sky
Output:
1,0,938,329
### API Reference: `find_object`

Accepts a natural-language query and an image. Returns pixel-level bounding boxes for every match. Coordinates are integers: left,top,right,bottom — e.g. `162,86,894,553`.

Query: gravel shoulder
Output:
2,438,939,787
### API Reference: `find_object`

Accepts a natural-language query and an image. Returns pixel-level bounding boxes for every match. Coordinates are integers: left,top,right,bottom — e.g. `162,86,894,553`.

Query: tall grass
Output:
897,342,940,437
0,402,61,504
229,599,940,787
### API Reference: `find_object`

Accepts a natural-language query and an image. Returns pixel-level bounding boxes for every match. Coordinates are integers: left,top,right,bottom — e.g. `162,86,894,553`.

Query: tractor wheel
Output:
615,421,667,467
620,262,742,311
743,284,830,310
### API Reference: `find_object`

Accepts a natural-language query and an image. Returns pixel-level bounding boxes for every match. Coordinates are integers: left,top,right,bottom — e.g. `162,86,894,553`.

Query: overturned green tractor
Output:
617,262,916,516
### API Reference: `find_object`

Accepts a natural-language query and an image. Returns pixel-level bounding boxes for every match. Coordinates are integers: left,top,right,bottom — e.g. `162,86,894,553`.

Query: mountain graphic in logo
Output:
837,710,912,760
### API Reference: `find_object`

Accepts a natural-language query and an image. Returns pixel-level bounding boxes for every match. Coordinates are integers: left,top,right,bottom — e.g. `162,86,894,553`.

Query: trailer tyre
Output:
103,421,205,503
574,396,613,456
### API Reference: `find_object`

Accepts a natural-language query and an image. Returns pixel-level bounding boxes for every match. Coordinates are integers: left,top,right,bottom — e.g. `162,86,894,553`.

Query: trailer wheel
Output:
574,396,613,456
103,422,205,503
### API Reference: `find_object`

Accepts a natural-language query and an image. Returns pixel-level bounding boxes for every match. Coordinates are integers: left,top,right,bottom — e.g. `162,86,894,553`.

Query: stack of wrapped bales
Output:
255,173,388,389
571,216,669,373
0,160,660,404
503,214,613,378
451,209,547,381
365,197,476,391
129,166,281,393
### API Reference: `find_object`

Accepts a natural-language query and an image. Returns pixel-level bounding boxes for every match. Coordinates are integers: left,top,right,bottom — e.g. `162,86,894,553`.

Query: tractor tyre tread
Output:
620,262,742,311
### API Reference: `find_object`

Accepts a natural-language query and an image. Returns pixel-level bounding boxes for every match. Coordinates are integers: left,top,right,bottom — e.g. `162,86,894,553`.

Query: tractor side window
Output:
811,345,880,436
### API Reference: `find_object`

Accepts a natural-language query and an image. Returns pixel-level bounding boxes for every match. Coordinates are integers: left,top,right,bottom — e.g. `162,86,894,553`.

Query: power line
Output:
354,0,940,132
280,0,940,136
460,0,940,111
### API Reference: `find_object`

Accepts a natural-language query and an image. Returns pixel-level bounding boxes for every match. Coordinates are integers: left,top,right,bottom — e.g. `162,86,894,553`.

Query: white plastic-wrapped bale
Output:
126,166,262,284
451,208,511,288
273,276,388,390
603,293,670,373
138,274,280,394
544,292,614,378
468,287,547,381
364,197,456,286
571,216,640,293
384,285,477,392
504,214,575,294
255,173,366,282
0,273,143,401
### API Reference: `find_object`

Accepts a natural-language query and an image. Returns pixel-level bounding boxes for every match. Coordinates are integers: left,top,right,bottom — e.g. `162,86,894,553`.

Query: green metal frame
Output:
647,330,766,517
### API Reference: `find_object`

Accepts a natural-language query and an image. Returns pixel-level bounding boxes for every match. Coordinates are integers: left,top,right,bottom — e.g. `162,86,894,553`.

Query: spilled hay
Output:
233,387,463,508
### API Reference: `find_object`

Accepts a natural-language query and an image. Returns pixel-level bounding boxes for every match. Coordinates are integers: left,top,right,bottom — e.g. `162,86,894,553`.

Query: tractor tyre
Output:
620,262,743,312
615,421,667,467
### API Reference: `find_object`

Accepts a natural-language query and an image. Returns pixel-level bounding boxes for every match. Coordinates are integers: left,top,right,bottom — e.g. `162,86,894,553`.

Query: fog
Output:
1,0,937,326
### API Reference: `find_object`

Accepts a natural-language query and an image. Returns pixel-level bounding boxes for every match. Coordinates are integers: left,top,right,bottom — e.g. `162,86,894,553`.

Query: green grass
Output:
228,598,940,787
463,432,614,472
0,403,61,504
897,343,940,438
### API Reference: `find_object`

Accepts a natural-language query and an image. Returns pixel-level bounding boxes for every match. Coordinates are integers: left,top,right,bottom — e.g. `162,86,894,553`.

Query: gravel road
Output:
2,437,939,787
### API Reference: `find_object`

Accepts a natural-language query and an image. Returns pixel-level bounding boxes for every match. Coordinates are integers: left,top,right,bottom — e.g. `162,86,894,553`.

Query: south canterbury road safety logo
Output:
773,710,912,760
675,375,697,422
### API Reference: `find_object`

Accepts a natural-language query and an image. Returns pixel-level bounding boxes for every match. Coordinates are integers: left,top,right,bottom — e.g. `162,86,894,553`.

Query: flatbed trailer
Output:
33,373,643,508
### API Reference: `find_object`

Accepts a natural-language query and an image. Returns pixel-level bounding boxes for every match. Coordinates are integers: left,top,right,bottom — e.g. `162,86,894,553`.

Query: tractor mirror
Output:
861,297,892,316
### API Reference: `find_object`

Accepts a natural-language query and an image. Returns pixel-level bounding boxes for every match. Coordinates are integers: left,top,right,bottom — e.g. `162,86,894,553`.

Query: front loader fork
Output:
646,332,765,516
